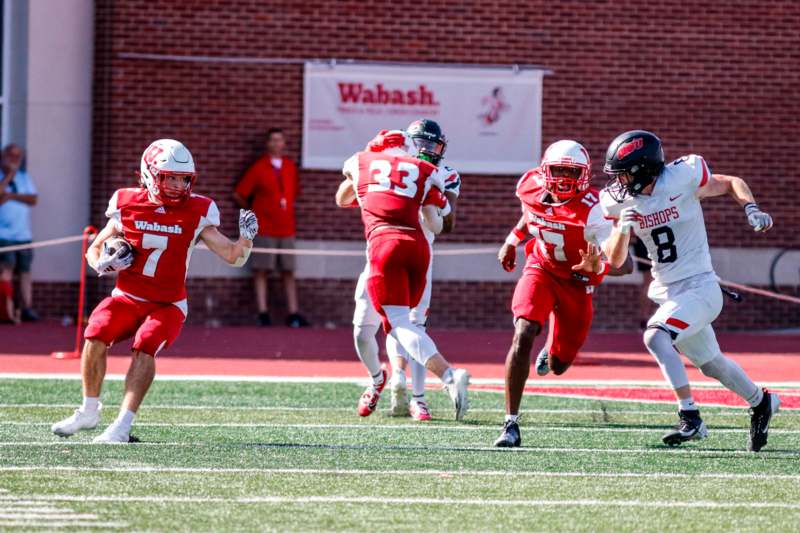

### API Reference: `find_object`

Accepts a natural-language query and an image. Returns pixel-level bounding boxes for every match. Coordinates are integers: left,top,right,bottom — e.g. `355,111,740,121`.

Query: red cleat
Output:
409,400,432,421
357,366,388,417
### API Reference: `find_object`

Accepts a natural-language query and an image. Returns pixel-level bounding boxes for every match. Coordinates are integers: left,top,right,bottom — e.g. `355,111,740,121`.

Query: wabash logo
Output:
337,83,439,106
616,137,644,160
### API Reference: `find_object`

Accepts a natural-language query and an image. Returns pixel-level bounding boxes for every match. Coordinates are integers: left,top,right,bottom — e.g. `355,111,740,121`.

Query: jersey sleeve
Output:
584,203,613,248
441,165,462,198
342,154,360,186
672,154,711,193
201,201,221,229
105,190,123,231
599,189,623,220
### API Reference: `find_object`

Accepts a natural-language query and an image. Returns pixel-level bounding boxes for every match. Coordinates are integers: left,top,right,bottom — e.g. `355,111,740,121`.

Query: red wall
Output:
58,0,800,329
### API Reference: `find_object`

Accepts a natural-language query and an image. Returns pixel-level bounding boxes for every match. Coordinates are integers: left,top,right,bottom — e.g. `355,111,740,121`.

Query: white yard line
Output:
2,403,798,417
0,520,127,528
2,373,800,388
4,421,800,434
1,494,799,510
3,466,800,481
1,441,797,457
0,513,98,519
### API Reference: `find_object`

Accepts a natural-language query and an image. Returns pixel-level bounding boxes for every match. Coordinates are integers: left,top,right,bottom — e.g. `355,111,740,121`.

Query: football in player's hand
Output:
103,237,134,261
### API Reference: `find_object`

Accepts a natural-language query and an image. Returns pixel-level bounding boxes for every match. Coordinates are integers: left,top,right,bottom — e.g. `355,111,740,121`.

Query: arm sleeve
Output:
105,191,123,231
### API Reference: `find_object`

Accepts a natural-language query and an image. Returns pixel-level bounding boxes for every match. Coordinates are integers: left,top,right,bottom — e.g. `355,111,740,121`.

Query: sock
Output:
114,409,135,432
440,368,454,386
372,369,385,387
410,359,427,398
412,393,425,405
699,355,762,407
505,414,520,423
391,367,406,387
644,328,690,390
353,324,382,378
81,397,100,413
678,397,697,412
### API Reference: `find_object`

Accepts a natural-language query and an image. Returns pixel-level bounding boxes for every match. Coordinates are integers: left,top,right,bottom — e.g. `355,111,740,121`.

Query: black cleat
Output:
662,409,708,446
748,389,780,452
257,312,272,327
286,313,310,328
494,420,521,448
535,348,550,376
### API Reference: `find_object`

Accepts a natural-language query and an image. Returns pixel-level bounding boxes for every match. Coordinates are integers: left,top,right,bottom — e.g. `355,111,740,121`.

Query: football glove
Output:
94,243,133,276
239,209,259,241
744,203,773,232
618,207,641,235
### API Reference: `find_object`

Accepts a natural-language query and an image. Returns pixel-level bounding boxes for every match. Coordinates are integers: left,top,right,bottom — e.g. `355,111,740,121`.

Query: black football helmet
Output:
603,130,665,202
406,119,447,165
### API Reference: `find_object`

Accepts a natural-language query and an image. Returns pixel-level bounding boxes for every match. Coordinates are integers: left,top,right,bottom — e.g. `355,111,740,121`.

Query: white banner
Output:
302,62,544,175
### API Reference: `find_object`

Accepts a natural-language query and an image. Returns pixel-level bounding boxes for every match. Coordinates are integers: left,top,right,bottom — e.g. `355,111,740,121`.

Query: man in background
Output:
234,128,309,327
0,144,38,323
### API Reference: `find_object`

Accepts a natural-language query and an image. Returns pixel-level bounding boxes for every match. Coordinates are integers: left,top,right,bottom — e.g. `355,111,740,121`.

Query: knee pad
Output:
643,326,676,364
354,323,379,346
699,355,728,380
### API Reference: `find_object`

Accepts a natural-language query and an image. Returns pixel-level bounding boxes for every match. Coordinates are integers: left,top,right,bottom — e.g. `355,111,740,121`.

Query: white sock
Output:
410,359,427,398
678,397,697,412
412,394,425,405
505,414,520,423
700,355,762,407
371,369,385,387
391,367,406,387
440,368,454,386
81,397,100,413
114,409,135,432
353,324,382,378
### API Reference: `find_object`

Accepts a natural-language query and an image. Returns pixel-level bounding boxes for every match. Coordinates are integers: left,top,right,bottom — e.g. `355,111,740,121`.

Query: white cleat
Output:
92,423,131,444
444,368,470,421
389,378,410,417
51,406,102,437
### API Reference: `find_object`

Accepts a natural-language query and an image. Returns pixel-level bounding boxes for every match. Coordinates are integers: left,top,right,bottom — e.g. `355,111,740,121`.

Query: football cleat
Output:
662,409,708,446
409,399,432,421
443,368,470,421
748,389,780,452
92,423,132,444
389,377,409,417
494,420,521,448
535,348,550,377
357,367,388,417
51,405,102,437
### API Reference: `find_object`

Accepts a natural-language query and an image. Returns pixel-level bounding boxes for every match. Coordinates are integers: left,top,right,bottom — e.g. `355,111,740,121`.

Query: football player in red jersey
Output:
336,129,471,420
52,139,259,443
494,140,633,447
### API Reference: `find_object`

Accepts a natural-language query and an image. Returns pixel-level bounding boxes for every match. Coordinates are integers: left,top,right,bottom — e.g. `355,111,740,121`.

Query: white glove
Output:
94,244,133,277
618,207,641,235
744,203,773,232
239,209,259,241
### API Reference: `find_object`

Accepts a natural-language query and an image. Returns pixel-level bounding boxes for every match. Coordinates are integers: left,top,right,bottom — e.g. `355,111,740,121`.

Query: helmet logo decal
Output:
143,145,164,166
616,137,644,160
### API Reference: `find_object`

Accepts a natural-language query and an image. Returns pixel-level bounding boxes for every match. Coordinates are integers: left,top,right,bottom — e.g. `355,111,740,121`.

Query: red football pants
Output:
511,263,594,367
366,230,430,333
84,294,185,357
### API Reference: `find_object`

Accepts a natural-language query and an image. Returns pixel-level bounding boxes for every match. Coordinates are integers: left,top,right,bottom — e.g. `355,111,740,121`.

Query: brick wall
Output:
43,0,800,329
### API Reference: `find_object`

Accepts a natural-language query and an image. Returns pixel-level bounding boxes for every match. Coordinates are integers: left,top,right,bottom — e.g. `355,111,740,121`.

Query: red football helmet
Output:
139,139,196,206
540,140,591,199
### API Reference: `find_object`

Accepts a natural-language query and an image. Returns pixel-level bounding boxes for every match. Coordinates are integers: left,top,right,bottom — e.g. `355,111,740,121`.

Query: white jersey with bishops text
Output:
600,154,714,285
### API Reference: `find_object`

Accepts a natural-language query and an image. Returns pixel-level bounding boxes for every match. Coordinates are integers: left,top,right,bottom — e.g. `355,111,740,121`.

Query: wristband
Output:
505,228,526,247
743,202,758,214
596,261,610,276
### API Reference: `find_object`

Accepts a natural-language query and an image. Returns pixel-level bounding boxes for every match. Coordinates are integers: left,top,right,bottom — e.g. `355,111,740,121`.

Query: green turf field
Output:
1,378,799,532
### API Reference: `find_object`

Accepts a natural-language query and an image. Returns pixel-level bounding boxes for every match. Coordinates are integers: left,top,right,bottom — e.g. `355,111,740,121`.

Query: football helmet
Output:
366,129,413,154
139,139,196,206
406,119,447,165
540,140,591,199
603,130,665,202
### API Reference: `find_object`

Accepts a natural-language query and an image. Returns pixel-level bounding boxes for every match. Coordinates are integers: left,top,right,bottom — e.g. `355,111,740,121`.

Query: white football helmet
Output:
540,140,591,198
139,139,196,206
